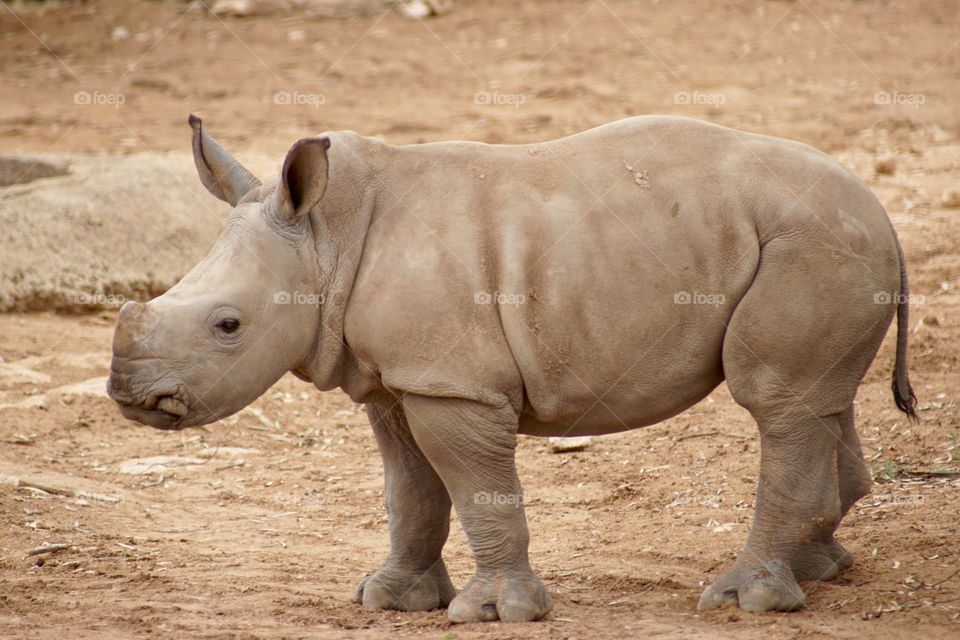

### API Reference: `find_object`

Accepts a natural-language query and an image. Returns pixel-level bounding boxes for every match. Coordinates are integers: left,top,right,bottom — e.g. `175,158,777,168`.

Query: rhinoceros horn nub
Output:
189,114,261,206
113,300,159,358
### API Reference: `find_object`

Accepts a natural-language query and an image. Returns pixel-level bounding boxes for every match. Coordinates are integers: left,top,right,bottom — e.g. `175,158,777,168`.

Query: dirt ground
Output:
1,0,959,638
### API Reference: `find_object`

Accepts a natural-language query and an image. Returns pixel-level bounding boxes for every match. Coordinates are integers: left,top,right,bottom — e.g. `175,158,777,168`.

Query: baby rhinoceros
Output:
108,114,917,621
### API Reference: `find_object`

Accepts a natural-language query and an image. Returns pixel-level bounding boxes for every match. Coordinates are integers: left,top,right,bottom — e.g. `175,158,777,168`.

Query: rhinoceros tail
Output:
891,233,918,421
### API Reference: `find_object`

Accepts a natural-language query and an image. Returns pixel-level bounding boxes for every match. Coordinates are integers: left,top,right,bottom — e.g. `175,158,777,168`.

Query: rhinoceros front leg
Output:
354,403,457,612
403,394,553,623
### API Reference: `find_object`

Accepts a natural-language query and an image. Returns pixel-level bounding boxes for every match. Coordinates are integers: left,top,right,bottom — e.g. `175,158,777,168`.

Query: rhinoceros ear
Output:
278,136,330,221
188,114,261,206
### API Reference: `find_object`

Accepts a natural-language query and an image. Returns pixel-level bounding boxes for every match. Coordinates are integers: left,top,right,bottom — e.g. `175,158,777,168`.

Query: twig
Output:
701,558,727,573
15,479,120,503
676,430,753,442
928,568,960,588
25,543,71,557
18,480,73,496
77,491,121,504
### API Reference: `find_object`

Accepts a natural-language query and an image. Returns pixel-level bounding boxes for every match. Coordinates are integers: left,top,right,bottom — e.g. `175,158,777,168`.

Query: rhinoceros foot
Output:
790,536,854,582
447,570,552,623
697,558,805,613
354,561,456,612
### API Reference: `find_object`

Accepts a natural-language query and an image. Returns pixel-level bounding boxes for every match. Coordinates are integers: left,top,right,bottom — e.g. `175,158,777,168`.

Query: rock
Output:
0,363,51,388
0,395,48,411
198,447,260,458
211,0,261,17
874,155,897,175
548,436,593,453
16,352,111,372
111,25,130,41
287,30,305,43
50,377,109,399
940,188,960,208
0,151,272,313
211,0,440,19
241,406,276,429
399,0,450,18
0,157,68,187
116,456,207,475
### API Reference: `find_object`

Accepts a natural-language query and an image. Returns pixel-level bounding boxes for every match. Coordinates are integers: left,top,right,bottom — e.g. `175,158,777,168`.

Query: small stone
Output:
400,0,450,19
0,395,48,411
50,377,109,399
287,30,305,43
549,436,593,453
116,456,206,475
111,26,130,41
401,0,432,18
0,363,51,388
874,155,897,175
211,0,256,17
940,188,960,208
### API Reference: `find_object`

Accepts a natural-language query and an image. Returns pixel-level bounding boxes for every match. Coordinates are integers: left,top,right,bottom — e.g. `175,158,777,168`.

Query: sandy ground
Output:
0,0,959,638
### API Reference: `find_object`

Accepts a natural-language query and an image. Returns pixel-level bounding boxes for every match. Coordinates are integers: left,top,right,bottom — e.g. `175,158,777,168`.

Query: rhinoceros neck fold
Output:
296,133,381,391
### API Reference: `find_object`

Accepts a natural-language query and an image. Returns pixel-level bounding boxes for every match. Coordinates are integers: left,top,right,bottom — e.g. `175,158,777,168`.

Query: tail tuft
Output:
891,233,918,422
892,376,918,421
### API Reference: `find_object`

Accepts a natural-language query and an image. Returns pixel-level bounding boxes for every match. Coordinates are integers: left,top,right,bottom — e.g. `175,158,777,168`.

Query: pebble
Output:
874,155,897,175
0,363,51,388
50,376,109,399
940,187,960,208
549,436,593,453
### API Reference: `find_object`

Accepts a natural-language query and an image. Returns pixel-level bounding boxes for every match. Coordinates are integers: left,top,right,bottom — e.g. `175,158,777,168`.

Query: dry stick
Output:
16,479,120,503
904,469,960,478
25,543,71,557
675,430,753,442
17,479,73,496
928,568,960,589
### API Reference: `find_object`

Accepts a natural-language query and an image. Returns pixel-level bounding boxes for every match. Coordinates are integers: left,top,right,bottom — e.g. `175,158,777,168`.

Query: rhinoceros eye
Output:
216,318,240,334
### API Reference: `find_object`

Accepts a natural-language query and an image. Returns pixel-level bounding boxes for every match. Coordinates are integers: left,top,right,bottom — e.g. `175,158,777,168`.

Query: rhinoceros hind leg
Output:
790,406,869,582
697,409,844,612
702,234,891,611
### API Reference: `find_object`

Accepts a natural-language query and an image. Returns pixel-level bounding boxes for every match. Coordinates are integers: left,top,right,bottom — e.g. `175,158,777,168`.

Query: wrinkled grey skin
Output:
109,115,917,621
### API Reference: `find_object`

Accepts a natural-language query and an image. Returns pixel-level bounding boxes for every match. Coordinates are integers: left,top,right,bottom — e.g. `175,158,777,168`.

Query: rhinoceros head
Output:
107,116,330,429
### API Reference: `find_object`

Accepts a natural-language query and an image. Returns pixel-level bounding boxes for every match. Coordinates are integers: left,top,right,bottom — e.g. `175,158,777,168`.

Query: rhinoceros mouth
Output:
109,377,191,430
117,402,181,429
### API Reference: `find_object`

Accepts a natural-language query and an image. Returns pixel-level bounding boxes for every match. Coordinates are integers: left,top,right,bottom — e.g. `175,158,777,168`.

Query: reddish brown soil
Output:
1,1,958,638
